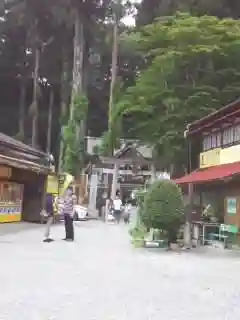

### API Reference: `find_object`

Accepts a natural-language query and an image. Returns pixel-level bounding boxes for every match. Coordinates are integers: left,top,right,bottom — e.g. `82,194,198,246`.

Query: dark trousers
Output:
114,210,121,223
64,214,74,240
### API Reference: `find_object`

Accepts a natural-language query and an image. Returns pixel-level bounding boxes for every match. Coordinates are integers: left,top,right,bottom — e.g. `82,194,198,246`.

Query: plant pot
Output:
132,239,144,248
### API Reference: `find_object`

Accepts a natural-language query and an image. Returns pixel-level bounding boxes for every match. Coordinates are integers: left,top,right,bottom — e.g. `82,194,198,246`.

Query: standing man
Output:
43,193,54,243
63,187,76,241
113,192,122,224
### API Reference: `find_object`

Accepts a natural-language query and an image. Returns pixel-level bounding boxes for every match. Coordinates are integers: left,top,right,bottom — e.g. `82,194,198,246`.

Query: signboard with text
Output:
226,197,237,216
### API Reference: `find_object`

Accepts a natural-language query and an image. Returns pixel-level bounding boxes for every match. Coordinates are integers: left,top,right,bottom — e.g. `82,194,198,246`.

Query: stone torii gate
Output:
88,155,147,219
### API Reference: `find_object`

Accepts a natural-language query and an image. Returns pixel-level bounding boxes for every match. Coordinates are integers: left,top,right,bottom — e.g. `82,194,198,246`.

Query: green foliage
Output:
100,129,121,155
72,94,88,122
63,92,88,175
135,188,146,210
129,214,147,247
113,13,240,172
136,0,240,27
141,180,184,243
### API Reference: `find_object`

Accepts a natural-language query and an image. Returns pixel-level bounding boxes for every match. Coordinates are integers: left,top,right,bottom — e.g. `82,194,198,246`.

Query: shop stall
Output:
0,132,50,223
0,181,23,222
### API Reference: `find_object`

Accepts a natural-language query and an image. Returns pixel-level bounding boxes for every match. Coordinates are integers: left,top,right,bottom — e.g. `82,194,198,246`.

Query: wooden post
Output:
184,133,193,248
40,175,48,224
184,183,193,248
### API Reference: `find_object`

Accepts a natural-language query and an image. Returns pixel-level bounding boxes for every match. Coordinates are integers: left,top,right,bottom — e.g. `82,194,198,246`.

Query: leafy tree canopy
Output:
136,0,240,26
114,13,240,173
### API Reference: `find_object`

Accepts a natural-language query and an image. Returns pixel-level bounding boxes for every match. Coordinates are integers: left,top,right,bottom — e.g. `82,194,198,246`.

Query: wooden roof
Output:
187,99,240,136
84,144,151,173
0,133,45,157
0,132,50,174
0,154,50,174
114,144,150,164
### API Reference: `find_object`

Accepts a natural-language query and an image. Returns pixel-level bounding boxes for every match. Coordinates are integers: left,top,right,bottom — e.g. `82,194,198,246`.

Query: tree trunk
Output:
151,145,158,182
46,89,54,154
70,9,85,172
18,77,26,140
108,0,121,199
18,23,29,141
71,10,84,118
58,48,71,174
31,47,40,148
108,0,120,153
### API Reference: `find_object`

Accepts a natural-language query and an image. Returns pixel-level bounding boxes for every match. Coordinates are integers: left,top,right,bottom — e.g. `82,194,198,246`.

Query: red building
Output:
176,99,240,228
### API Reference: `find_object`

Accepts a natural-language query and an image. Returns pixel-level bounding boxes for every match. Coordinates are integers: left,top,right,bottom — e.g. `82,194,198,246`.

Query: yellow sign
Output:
0,211,21,223
46,173,74,196
199,148,221,169
220,145,240,165
46,174,59,194
59,173,74,196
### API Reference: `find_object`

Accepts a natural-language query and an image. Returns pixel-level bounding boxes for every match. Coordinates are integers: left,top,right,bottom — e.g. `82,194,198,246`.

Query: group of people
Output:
42,188,132,243
108,193,131,224
43,187,76,243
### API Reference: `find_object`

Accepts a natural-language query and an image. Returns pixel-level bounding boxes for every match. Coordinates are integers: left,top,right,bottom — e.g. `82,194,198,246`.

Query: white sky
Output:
121,15,135,26
121,0,141,26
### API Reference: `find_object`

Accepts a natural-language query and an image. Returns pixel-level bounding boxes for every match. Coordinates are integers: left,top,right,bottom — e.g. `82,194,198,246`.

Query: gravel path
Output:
0,219,240,320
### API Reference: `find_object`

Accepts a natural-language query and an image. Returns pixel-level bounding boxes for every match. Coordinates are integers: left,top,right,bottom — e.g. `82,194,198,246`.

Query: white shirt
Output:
113,198,122,210
125,204,131,212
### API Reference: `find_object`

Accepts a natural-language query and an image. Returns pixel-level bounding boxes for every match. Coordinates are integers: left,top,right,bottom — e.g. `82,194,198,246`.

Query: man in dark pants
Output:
64,214,74,241
63,187,75,241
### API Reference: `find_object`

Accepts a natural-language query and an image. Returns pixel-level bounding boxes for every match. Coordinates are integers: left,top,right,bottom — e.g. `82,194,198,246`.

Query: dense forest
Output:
1,0,240,175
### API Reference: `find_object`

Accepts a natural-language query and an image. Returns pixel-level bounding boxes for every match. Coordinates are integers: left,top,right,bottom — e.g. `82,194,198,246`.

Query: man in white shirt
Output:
113,195,122,223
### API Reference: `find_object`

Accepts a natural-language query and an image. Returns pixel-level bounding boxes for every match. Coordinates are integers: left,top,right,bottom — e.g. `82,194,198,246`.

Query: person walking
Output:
113,194,122,224
43,193,54,243
63,187,76,241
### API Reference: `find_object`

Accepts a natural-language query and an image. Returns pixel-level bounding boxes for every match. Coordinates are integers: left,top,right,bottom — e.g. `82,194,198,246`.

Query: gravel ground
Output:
0,219,240,320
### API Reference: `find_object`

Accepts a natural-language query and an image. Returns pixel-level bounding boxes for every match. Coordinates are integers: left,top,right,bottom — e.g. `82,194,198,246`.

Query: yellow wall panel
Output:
220,145,240,165
199,148,221,169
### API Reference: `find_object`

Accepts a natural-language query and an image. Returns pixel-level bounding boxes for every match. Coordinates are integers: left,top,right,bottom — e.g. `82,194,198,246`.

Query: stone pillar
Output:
111,163,119,200
88,173,98,218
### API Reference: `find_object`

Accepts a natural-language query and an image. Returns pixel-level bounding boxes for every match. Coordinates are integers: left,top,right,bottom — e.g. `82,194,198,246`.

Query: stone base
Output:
170,243,179,250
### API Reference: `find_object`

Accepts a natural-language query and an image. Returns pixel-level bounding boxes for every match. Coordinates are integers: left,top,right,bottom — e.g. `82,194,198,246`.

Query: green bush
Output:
135,189,146,207
129,218,147,247
141,180,184,244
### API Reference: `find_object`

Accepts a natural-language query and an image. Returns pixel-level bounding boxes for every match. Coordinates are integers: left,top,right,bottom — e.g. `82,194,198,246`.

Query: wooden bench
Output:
209,224,238,249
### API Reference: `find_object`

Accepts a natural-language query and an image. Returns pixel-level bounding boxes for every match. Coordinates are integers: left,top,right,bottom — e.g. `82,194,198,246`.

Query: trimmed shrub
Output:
141,180,184,244
135,188,146,208
129,212,147,247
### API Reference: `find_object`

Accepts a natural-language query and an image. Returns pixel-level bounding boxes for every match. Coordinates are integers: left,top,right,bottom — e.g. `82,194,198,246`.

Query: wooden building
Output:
92,144,151,187
175,99,240,228
0,132,50,223
85,143,153,217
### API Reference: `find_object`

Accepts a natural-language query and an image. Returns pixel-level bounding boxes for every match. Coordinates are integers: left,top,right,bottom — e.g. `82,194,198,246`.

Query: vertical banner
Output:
226,197,237,216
